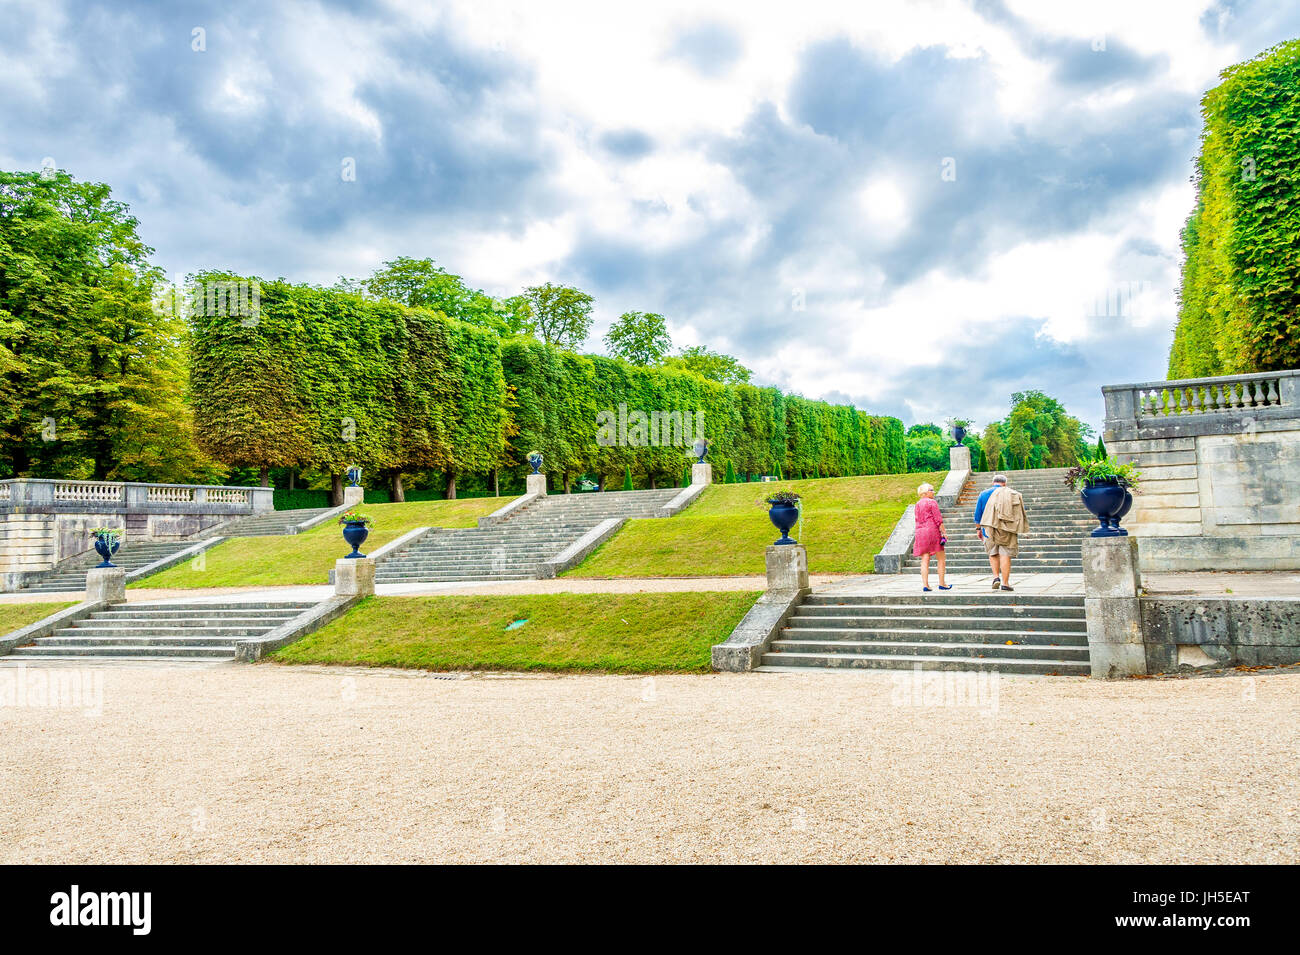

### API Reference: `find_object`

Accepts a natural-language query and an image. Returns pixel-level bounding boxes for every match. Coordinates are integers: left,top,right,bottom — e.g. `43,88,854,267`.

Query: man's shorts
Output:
983,534,1014,557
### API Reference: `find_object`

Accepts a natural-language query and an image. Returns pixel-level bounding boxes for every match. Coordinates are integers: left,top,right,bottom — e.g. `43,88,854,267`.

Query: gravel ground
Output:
2,663,1297,864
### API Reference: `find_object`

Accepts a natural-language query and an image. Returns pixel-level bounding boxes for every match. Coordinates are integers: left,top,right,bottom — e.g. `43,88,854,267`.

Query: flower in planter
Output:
338,510,374,526
89,527,124,539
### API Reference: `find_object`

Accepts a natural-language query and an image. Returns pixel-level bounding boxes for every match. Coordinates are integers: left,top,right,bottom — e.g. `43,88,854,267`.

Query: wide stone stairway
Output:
903,467,1093,575
375,487,683,583
4,600,316,662
20,540,202,595
759,592,1089,675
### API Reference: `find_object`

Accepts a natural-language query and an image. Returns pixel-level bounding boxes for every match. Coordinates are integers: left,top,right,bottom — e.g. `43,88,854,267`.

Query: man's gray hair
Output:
992,474,1008,484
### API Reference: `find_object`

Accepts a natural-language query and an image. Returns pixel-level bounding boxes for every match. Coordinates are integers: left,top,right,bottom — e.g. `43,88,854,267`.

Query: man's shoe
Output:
991,578,1001,590
1000,584,1014,592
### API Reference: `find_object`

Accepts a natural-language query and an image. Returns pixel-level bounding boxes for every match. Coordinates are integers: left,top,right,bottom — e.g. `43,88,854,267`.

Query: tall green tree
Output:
522,282,593,350
0,170,214,481
604,310,671,365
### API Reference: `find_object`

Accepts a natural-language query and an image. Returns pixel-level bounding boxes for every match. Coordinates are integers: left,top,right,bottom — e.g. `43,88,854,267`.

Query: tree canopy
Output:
523,282,594,350
0,170,214,481
604,310,671,365
661,345,752,384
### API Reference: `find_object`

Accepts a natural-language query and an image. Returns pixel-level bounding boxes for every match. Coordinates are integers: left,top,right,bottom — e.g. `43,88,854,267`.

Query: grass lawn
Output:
0,601,75,633
136,497,503,590
273,591,759,672
566,470,945,577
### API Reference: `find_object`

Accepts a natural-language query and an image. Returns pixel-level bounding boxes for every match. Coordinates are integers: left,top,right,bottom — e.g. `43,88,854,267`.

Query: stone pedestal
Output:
86,566,126,604
949,444,971,472
526,473,547,496
1082,536,1145,678
691,462,713,485
334,558,375,597
343,485,364,507
766,544,809,591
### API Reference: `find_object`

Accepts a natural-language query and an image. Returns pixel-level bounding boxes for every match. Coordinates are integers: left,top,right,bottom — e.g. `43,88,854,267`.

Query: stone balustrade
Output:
1103,369,1299,441
0,479,275,588
1101,367,1300,571
0,479,272,515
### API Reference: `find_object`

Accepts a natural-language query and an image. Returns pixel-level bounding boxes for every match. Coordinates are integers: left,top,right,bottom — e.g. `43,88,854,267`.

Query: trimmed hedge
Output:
193,278,906,483
1169,40,1300,377
190,274,508,477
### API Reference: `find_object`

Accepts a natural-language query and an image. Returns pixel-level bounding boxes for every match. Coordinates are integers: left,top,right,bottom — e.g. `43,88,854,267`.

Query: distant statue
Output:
692,437,710,464
346,465,363,488
527,451,544,474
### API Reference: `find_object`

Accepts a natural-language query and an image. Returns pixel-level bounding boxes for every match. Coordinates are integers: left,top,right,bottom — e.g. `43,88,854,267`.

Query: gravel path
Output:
2,664,1297,863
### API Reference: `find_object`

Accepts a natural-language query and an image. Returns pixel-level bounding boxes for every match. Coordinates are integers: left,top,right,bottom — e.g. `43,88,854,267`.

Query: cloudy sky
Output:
4,0,1298,433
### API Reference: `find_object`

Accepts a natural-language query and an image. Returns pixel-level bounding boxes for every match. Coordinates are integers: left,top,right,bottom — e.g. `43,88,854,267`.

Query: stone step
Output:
797,602,1084,618
804,593,1083,607
756,652,1089,675
9,644,236,659
769,638,1090,659
55,625,278,638
786,614,1087,633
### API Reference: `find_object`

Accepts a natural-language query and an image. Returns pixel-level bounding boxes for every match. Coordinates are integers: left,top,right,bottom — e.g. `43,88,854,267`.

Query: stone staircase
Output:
19,540,203,595
4,601,316,662
201,507,336,538
375,487,683,583
759,592,1089,675
903,467,1092,575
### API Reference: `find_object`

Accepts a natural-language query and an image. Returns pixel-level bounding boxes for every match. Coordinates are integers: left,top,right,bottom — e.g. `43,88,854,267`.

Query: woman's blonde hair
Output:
917,483,934,496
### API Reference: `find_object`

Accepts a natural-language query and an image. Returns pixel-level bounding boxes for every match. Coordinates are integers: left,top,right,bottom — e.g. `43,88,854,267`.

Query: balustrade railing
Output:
1103,369,1299,439
0,479,271,514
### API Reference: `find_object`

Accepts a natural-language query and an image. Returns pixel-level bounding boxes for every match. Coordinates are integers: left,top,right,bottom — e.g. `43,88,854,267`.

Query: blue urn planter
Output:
952,425,966,445
1108,488,1134,533
1081,481,1127,537
768,502,799,545
341,521,370,558
93,535,120,568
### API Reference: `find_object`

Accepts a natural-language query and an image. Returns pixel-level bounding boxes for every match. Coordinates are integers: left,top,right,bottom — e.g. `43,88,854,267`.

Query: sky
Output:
3,0,1299,434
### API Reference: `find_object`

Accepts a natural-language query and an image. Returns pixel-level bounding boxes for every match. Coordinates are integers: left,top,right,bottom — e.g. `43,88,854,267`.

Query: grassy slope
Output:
137,497,502,589
0,601,75,633
274,591,760,672
566,471,946,577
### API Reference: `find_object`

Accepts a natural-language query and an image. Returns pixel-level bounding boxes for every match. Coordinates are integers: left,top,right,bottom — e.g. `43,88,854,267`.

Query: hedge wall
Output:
192,278,906,482
1169,39,1300,377
500,338,905,481
190,274,509,477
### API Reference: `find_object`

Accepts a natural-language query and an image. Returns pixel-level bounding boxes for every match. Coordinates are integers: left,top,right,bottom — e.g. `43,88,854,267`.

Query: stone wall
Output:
1102,369,1300,571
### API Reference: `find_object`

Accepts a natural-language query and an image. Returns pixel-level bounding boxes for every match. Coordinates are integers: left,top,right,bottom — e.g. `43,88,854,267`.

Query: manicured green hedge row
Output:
192,278,905,482
190,274,509,478
1169,40,1300,377
501,338,905,480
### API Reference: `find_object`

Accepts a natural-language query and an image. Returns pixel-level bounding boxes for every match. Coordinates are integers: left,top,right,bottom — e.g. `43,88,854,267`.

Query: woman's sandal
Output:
922,586,932,592
937,584,952,590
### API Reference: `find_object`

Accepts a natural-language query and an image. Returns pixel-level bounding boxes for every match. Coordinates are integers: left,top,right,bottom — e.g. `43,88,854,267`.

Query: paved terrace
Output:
3,570,1299,606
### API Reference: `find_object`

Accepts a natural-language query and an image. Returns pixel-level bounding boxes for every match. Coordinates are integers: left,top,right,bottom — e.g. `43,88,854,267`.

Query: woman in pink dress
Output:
913,483,951,592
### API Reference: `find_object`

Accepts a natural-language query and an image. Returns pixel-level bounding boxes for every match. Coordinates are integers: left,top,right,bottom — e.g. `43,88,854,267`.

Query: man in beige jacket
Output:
978,475,1029,592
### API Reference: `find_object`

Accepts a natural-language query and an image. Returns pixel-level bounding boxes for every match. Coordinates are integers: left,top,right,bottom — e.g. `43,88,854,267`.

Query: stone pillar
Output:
766,544,809,591
949,444,971,472
86,566,127,604
526,473,547,496
342,485,364,507
1082,536,1145,678
334,557,375,597
250,486,275,512
691,462,713,485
